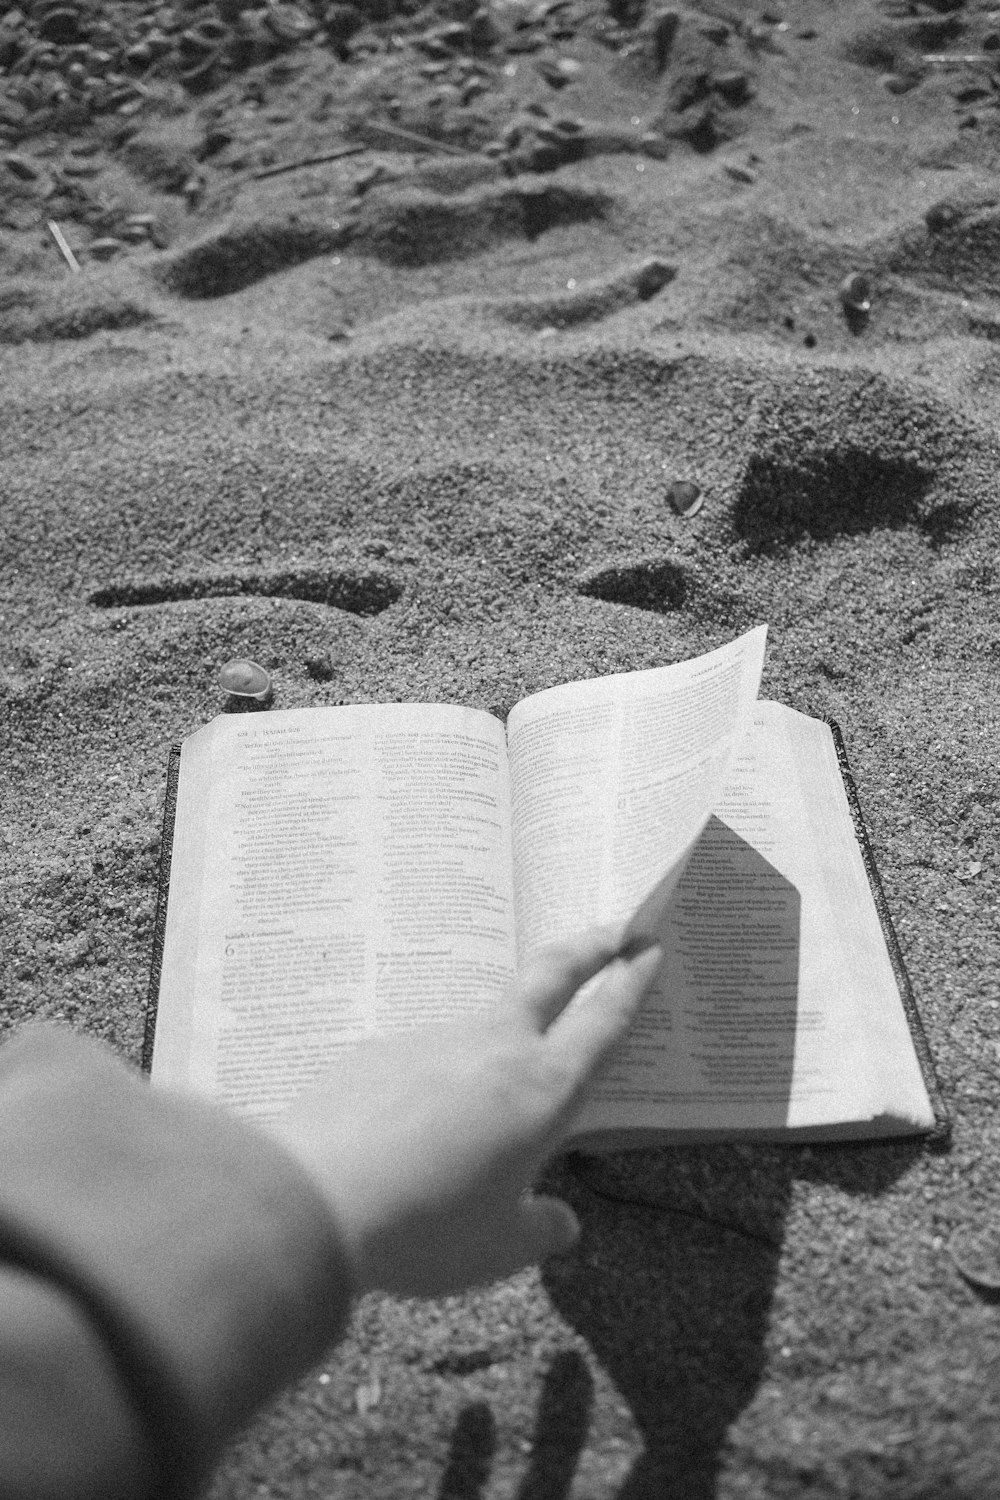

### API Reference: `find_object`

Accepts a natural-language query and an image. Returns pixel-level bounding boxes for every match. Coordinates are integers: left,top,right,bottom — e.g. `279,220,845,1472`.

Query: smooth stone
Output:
0,98,31,129
713,70,752,104
265,3,317,41
641,130,671,159
839,272,871,313
536,55,580,85
951,1225,1000,1291
667,479,704,517
218,658,273,700
87,236,125,258
3,151,38,179
881,71,920,94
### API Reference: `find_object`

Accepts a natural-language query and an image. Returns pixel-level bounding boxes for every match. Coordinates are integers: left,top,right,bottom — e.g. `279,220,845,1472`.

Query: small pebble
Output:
840,272,872,314
714,70,752,105
87,236,124,259
951,1225,1000,1291
926,201,959,232
3,152,39,181
667,479,703,518
881,71,920,94
536,56,579,86
265,2,317,41
125,41,154,66
640,130,670,159
218,658,272,700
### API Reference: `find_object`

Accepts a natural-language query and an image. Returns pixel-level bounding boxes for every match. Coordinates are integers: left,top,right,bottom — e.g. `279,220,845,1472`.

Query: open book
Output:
146,626,944,1145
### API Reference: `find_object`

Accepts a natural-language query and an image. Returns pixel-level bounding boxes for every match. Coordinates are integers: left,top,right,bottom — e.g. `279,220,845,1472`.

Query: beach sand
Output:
3,0,1000,1492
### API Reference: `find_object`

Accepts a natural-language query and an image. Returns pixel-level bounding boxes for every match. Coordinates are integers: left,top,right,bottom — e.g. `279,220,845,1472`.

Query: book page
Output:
570,702,935,1141
506,626,768,959
151,704,515,1121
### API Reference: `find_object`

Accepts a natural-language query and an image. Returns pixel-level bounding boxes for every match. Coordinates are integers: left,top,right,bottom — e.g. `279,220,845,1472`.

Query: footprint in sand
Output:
730,371,964,549
88,565,403,615
153,179,619,298
487,258,675,330
576,556,689,612
733,447,940,546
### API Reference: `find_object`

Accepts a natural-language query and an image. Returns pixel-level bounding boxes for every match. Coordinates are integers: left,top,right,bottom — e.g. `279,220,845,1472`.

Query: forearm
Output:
0,1026,356,1500
0,1267,153,1500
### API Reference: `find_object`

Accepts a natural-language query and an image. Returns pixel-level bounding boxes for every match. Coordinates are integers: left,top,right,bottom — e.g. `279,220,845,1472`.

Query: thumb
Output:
516,1193,581,1263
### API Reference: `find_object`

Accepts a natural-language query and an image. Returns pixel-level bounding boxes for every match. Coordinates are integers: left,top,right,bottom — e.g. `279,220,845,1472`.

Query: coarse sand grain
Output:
3,0,1000,1492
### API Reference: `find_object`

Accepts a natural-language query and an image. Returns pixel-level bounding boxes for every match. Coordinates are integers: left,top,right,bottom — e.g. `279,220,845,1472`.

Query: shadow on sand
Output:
437,816,925,1498
537,1134,922,1498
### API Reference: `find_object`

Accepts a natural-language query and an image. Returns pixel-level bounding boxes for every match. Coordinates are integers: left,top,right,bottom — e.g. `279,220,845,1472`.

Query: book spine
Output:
825,719,951,1148
141,744,182,1075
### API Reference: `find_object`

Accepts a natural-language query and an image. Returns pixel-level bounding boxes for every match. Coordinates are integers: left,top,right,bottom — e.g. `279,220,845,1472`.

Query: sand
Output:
3,0,1000,1492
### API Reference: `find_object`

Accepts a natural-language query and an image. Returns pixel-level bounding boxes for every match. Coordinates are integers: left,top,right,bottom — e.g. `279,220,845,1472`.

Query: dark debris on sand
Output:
5,0,1000,1497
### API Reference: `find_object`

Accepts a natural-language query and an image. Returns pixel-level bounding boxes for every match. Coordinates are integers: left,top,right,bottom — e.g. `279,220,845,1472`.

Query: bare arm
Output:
0,927,661,1497
0,1026,354,1500
266,926,663,1296
0,1269,153,1500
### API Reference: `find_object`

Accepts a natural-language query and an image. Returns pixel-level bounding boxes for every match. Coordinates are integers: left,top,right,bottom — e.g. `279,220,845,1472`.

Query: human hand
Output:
264,926,662,1298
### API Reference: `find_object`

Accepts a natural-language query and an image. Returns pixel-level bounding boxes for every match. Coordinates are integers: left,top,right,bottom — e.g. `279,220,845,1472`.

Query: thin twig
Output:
921,52,996,66
251,144,368,180
355,121,480,157
47,219,80,273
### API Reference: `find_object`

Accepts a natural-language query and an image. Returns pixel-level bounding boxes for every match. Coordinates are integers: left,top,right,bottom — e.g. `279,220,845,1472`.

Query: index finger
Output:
513,924,627,1034
544,942,663,1087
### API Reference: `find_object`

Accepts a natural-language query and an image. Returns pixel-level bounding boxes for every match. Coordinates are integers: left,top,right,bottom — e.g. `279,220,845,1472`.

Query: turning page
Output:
570,702,936,1141
151,704,515,1120
506,625,769,958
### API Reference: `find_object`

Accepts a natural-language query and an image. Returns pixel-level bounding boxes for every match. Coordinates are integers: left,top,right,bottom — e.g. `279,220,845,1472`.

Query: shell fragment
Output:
218,658,272,701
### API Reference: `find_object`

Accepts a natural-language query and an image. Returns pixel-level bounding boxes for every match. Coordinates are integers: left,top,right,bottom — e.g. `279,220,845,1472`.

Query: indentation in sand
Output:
156,218,352,298
576,557,688,612
734,449,937,545
88,566,402,615
152,181,617,296
0,277,158,343
351,180,616,267
887,200,1000,303
731,369,967,547
837,11,963,78
489,258,674,329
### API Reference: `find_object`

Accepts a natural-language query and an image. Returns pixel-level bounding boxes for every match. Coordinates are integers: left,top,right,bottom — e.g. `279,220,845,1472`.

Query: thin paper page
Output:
507,626,767,961
571,702,934,1139
152,704,515,1120
787,708,934,1128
